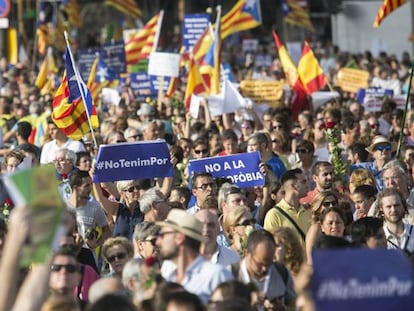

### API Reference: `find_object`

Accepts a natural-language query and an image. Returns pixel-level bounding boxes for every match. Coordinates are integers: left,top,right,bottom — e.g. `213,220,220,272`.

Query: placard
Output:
240,80,284,106
336,68,369,93
148,52,179,77
182,14,209,51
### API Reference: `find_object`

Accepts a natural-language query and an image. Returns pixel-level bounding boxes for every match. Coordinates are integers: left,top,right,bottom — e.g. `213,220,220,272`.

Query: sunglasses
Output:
123,185,141,193
375,145,391,151
50,264,78,273
237,219,256,226
322,201,337,208
194,149,208,155
143,238,157,246
195,182,217,191
107,252,128,263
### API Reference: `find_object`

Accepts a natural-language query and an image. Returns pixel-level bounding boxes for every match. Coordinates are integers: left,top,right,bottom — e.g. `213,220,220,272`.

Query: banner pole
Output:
64,31,99,149
396,57,414,158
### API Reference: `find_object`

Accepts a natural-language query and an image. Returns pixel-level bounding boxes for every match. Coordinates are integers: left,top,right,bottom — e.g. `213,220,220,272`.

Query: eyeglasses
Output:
107,252,128,263
195,183,217,191
53,158,68,164
375,145,391,151
297,149,310,154
158,231,176,238
322,201,337,208
123,185,141,193
236,219,256,226
50,264,78,273
143,238,157,246
194,149,208,155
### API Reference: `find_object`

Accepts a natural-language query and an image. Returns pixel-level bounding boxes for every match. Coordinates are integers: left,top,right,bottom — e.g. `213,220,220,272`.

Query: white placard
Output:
148,52,179,77
102,88,121,106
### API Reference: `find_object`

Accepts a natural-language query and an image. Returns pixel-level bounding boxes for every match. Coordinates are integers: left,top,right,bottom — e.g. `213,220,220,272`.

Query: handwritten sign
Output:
94,141,174,183
239,80,284,106
188,152,264,188
336,68,369,93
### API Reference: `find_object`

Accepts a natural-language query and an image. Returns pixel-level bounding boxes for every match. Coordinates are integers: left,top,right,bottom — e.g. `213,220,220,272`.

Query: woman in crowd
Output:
305,191,340,263
320,207,346,238
2,149,26,173
223,206,255,257
273,227,304,280
102,236,133,278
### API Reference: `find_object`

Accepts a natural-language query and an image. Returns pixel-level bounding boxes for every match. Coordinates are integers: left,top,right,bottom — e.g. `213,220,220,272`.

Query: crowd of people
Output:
0,34,413,311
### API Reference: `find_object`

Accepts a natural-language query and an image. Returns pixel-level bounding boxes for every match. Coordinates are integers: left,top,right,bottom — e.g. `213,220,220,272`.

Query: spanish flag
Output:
272,31,308,120
373,0,407,28
297,41,327,94
52,47,99,140
184,59,209,109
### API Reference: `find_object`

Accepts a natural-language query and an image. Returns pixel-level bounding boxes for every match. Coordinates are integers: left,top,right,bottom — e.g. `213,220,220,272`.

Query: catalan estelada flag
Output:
272,30,308,120
125,11,164,66
282,0,315,32
201,12,222,95
373,0,408,27
221,0,262,39
297,41,327,94
87,54,119,103
52,47,99,140
105,0,142,19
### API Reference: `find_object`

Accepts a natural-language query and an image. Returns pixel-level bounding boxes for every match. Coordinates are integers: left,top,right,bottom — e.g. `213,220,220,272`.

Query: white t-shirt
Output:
40,139,85,164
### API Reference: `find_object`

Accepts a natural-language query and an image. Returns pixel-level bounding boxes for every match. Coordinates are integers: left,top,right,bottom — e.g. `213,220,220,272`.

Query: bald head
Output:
88,277,124,303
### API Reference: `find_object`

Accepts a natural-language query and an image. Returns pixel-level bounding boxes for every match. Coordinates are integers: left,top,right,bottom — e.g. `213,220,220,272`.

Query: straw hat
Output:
156,209,204,242
366,135,391,153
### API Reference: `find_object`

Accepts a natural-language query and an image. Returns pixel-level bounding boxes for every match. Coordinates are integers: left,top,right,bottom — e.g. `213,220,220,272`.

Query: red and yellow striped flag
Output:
105,0,142,19
124,11,163,66
373,0,407,27
297,41,327,94
283,0,315,32
184,59,209,109
87,55,119,104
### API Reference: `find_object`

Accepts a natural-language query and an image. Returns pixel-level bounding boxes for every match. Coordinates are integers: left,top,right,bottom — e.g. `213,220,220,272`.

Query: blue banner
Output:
94,141,174,183
188,152,264,188
356,87,393,104
313,248,414,311
129,73,170,97
78,48,100,82
101,41,126,77
182,14,209,51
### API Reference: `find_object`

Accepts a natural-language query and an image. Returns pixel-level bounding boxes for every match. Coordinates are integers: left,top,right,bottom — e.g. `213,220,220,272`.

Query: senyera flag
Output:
373,0,407,28
52,46,99,140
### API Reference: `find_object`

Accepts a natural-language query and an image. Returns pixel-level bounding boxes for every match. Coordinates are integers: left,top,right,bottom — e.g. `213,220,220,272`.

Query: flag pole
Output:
396,58,414,158
63,31,99,149
153,10,165,112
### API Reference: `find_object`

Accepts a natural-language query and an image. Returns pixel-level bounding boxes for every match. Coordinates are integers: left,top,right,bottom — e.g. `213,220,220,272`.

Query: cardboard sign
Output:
182,14,209,51
94,141,174,183
188,152,265,188
336,68,369,93
148,52,179,77
240,80,284,106
357,88,394,112
313,248,414,311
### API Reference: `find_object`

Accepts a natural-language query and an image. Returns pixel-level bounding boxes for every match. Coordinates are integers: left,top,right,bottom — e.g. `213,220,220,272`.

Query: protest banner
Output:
94,140,174,183
357,88,394,112
101,41,127,77
313,248,414,311
336,68,369,93
129,72,171,99
239,80,284,106
182,14,209,51
148,52,180,77
3,165,65,266
188,152,265,188
242,38,259,53
78,48,100,82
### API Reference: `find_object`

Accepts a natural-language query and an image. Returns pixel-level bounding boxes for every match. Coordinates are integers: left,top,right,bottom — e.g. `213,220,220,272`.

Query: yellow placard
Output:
240,80,284,106
336,68,369,93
